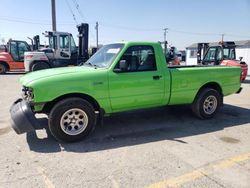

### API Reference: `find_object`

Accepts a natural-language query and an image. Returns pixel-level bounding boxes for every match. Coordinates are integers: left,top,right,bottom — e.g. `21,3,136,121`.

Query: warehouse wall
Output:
236,47,250,75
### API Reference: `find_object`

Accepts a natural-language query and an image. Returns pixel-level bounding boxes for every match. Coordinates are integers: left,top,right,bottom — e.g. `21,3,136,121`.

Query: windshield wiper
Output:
85,62,93,66
84,62,99,68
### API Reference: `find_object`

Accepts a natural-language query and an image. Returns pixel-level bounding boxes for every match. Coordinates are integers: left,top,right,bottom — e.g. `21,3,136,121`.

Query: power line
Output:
168,29,221,36
98,23,250,38
0,17,75,26
225,34,250,38
99,22,160,31
0,15,53,23
1,15,250,39
0,17,51,25
72,0,85,21
70,0,95,41
65,0,78,25
168,29,250,38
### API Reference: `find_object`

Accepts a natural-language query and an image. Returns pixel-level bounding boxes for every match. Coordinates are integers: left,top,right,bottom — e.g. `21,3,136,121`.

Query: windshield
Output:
204,47,217,61
84,43,124,68
204,47,236,62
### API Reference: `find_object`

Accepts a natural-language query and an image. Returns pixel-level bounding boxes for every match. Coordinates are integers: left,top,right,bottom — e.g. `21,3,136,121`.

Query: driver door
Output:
9,41,30,69
108,45,165,112
55,35,71,60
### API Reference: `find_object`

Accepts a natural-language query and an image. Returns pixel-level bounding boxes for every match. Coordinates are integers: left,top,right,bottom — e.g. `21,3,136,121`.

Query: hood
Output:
20,66,99,86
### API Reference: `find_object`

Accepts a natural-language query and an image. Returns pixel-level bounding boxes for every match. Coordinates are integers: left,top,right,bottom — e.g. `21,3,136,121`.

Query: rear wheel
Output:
0,64,7,74
31,62,50,71
192,88,222,119
48,98,96,142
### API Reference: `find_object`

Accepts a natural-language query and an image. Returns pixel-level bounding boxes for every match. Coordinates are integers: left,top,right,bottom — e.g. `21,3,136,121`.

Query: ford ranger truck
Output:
10,42,242,142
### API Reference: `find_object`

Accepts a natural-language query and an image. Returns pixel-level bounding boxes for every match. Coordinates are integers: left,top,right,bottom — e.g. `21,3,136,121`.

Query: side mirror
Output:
239,57,243,61
114,60,128,72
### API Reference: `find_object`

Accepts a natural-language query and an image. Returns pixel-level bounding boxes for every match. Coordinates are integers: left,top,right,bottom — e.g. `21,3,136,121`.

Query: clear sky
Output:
0,0,250,49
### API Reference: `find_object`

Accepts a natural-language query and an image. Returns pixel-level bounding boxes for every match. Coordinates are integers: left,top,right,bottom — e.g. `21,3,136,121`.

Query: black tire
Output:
48,98,96,142
31,62,50,72
192,88,222,119
0,63,7,74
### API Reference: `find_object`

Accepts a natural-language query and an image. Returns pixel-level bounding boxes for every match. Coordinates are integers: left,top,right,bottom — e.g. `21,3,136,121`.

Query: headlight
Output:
22,86,34,100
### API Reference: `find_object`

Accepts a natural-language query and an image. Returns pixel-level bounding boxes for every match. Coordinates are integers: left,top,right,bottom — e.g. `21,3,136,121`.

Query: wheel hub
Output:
60,108,88,136
203,95,217,115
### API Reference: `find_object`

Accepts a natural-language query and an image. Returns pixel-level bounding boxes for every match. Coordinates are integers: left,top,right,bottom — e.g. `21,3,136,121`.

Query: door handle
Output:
153,75,162,80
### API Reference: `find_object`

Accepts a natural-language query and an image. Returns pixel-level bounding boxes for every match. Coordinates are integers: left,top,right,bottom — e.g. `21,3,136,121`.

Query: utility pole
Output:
163,28,168,55
51,0,57,31
221,34,224,42
95,22,99,48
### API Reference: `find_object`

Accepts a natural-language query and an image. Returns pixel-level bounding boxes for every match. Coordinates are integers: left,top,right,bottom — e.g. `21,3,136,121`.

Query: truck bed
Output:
168,65,241,105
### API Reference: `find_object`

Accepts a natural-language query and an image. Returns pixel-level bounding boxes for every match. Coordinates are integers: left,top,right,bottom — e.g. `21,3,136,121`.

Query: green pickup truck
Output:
10,41,242,142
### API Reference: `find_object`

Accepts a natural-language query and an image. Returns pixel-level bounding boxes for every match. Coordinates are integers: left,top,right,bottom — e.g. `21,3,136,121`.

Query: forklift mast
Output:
77,23,89,62
197,43,209,64
33,35,40,50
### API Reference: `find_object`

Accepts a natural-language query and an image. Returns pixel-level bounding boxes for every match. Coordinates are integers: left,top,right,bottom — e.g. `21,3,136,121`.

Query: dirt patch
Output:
220,136,240,144
0,126,12,136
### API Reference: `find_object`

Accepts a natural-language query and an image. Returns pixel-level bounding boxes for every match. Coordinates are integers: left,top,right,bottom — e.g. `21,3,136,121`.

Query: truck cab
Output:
47,31,78,63
24,23,89,72
24,31,78,72
202,42,236,65
0,40,31,74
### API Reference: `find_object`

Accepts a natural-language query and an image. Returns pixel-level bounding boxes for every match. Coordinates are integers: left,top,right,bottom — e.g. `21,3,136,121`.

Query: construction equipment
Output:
197,43,209,64
24,23,89,72
199,41,248,81
0,39,31,74
166,46,181,65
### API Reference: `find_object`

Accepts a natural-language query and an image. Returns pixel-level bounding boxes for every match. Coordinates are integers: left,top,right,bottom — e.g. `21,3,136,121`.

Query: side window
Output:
70,35,77,52
189,49,197,58
223,48,229,59
49,36,57,49
10,42,19,61
59,35,69,49
18,42,30,61
117,45,157,72
229,48,235,59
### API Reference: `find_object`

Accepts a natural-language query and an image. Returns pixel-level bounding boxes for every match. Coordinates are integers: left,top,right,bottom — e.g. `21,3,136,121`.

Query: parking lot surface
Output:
0,73,250,188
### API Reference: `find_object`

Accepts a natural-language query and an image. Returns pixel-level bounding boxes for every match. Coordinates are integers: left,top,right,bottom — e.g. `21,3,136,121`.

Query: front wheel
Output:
0,64,7,74
192,88,222,119
31,62,50,71
48,98,96,142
